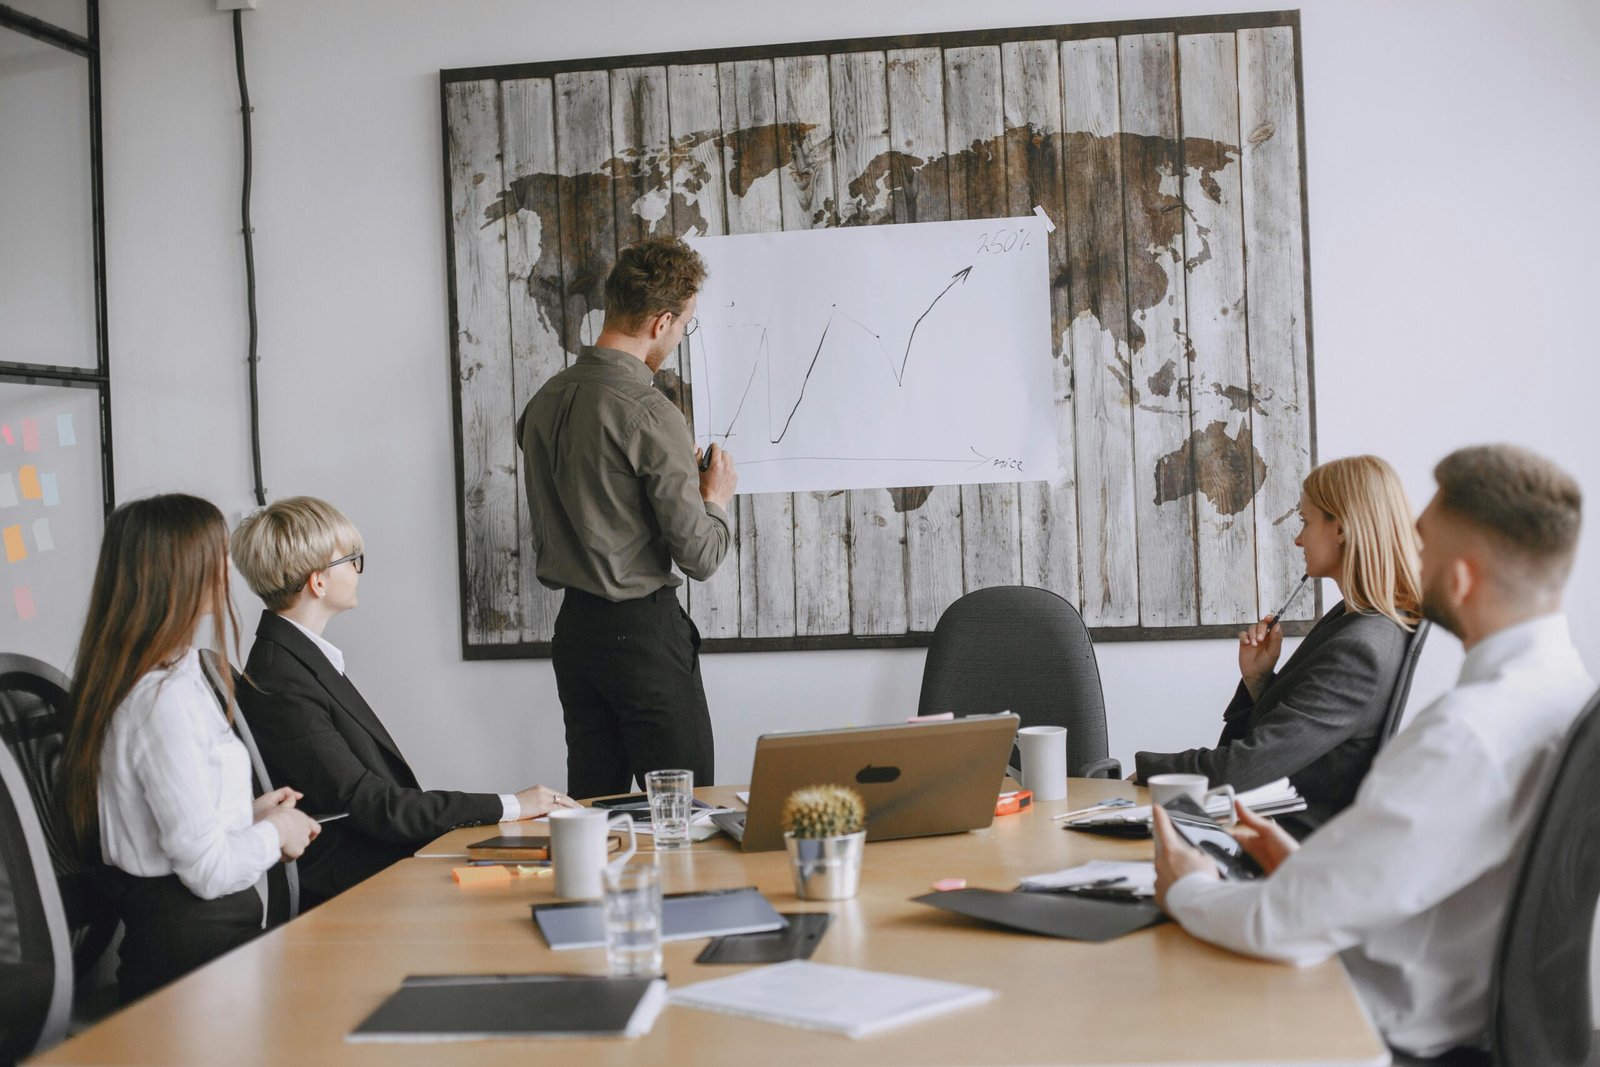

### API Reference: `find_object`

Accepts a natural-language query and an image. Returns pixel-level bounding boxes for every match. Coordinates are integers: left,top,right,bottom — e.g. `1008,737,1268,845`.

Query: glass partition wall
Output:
0,1,109,667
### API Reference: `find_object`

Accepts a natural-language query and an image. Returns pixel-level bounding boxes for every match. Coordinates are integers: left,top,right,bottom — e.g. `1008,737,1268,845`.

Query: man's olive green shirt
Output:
516,345,730,601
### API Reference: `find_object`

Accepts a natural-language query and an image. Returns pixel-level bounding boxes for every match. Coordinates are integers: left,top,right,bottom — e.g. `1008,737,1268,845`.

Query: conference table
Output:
33,779,1388,1066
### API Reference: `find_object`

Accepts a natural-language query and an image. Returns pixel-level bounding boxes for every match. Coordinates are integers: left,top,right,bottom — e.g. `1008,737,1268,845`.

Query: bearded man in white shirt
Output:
1154,443,1593,1061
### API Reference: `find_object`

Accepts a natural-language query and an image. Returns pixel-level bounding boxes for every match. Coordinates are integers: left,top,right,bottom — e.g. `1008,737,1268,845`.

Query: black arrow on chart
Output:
898,265,973,383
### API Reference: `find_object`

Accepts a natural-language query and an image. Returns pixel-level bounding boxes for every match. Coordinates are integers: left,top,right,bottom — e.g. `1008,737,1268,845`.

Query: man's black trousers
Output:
552,587,715,799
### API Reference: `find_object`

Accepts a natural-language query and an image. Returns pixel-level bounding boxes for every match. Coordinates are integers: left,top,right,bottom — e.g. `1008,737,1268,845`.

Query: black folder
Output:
347,974,666,1041
910,888,1167,942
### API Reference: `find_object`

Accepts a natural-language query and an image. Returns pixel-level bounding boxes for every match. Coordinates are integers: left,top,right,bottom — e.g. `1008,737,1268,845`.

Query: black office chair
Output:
0,736,73,1063
198,650,300,923
0,654,120,985
1378,620,1432,742
1482,686,1600,1066
916,586,1121,778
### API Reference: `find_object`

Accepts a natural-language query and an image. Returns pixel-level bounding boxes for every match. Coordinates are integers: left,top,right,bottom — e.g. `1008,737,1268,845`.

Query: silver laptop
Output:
714,713,1019,852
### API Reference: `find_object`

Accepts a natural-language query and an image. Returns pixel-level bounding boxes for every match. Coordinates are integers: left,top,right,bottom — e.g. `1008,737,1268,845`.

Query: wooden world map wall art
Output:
442,11,1316,658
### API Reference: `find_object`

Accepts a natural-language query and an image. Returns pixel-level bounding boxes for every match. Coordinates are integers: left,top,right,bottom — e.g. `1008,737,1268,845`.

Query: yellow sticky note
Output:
3,525,24,563
18,466,42,501
451,865,510,887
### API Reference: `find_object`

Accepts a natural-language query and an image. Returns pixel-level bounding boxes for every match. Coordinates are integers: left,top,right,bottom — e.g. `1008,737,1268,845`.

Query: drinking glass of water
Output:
645,768,693,851
603,862,662,978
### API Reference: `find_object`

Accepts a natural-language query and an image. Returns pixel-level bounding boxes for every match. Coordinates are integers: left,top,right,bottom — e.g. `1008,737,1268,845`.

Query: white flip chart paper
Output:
686,216,1060,495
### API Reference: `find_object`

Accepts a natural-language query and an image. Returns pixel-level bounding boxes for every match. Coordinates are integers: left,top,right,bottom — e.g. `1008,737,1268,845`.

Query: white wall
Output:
95,0,1599,791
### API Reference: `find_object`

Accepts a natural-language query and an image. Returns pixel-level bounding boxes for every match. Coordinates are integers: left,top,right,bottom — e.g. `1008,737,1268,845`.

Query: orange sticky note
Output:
3,525,24,563
452,865,510,887
18,466,42,501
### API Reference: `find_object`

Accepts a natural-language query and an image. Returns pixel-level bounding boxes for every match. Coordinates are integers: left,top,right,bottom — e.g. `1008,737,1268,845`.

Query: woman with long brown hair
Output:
61,494,320,1002
1133,455,1424,837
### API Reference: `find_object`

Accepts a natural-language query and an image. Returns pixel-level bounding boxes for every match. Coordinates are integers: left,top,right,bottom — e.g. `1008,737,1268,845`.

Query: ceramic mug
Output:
549,808,636,899
1147,773,1237,827
1014,725,1068,801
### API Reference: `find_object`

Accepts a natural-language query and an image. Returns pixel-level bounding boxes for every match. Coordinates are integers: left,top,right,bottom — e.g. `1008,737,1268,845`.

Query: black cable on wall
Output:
233,9,266,507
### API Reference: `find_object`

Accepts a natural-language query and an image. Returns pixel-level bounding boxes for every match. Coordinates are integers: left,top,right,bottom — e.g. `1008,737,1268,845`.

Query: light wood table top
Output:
34,780,1388,1066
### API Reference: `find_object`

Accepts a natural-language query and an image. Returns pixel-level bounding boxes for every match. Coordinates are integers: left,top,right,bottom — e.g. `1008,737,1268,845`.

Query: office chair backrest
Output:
0,737,73,1062
0,653,120,982
1378,620,1432,742
917,586,1120,778
197,650,299,922
1487,686,1600,1066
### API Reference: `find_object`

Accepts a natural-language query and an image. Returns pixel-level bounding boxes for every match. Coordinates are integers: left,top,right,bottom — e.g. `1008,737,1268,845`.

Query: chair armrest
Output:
1077,757,1122,780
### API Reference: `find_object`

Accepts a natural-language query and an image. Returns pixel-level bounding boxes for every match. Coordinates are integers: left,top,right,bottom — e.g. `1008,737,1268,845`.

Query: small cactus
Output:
781,784,866,839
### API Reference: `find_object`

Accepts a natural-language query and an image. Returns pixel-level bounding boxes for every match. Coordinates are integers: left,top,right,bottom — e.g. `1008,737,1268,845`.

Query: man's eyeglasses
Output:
683,315,699,337
326,550,364,575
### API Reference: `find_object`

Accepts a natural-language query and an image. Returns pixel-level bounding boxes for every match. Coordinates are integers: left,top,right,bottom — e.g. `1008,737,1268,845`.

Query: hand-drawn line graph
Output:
702,265,973,448
687,219,1057,495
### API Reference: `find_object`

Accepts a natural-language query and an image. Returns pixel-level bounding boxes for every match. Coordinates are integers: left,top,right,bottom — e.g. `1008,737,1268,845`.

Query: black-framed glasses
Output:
683,316,699,336
326,550,364,574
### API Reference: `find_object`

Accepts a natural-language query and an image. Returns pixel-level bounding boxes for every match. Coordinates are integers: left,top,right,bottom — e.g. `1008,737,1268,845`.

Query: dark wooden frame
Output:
441,9,1317,659
0,0,115,518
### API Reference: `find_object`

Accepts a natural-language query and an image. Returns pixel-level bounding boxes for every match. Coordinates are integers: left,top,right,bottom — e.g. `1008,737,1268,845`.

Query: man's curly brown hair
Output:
603,236,707,332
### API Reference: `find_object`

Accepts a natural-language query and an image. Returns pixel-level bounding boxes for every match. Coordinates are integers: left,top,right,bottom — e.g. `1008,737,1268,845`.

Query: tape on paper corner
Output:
14,587,37,621
1032,205,1056,233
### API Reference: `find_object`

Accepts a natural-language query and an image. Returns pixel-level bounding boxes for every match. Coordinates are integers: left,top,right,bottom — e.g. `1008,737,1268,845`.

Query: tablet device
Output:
1162,796,1262,881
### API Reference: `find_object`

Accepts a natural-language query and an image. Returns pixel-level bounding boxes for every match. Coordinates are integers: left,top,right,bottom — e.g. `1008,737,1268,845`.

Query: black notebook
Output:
347,974,667,1042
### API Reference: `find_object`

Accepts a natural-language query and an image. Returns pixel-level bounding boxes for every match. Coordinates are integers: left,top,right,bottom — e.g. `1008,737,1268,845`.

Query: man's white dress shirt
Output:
1165,613,1594,1056
281,617,520,822
99,649,281,901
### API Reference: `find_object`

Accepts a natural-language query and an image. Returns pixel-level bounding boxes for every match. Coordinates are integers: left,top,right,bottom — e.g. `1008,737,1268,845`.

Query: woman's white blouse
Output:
98,649,281,899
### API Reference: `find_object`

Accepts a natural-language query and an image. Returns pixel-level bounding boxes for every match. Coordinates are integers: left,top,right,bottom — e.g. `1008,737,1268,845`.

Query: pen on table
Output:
1267,574,1311,632
1052,798,1135,821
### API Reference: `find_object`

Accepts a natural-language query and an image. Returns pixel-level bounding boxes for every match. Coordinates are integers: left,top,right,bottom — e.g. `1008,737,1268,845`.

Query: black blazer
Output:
1134,602,1411,837
238,611,502,907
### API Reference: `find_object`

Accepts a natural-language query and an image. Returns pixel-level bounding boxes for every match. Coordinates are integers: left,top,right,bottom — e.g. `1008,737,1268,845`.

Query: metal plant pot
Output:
784,830,865,900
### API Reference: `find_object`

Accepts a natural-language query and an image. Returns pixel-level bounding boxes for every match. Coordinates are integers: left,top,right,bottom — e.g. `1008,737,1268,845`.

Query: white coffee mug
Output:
1146,773,1237,826
1015,725,1068,802
549,809,636,900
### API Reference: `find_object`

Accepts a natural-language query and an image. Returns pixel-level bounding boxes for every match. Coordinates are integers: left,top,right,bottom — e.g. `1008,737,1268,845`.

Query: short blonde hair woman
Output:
230,497,576,909
1134,455,1423,837
231,496,364,612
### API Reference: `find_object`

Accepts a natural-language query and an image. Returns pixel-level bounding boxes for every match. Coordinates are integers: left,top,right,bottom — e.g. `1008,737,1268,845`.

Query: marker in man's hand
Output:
698,442,717,472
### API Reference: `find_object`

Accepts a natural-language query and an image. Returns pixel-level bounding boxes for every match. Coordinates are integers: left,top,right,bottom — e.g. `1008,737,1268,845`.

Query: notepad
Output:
347,974,666,1041
669,960,994,1039
532,886,786,950
1064,777,1306,835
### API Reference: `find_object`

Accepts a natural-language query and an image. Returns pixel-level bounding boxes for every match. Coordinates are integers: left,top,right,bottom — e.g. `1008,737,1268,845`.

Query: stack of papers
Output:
1018,860,1156,897
1064,777,1306,829
669,960,994,1039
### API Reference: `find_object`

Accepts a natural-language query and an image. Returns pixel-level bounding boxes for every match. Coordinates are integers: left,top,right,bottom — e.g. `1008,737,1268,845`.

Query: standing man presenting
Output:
518,236,736,799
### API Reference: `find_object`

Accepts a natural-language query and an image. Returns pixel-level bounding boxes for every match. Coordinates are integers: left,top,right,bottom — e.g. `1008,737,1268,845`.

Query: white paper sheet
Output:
686,217,1059,495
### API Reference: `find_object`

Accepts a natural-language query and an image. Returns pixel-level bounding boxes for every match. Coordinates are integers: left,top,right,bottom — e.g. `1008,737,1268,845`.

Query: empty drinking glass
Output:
645,768,693,851
603,862,662,978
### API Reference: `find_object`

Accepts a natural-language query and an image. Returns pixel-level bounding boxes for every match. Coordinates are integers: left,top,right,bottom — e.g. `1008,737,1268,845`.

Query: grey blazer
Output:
1134,602,1411,837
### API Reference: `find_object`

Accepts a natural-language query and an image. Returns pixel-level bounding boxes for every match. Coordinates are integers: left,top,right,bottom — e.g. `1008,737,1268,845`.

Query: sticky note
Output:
0,424,12,445
3,525,25,563
40,473,59,507
21,419,39,452
0,474,16,509
451,865,511,887
32,518,54,552
18,466,41,500
14,587,36,621
57,413,76,447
